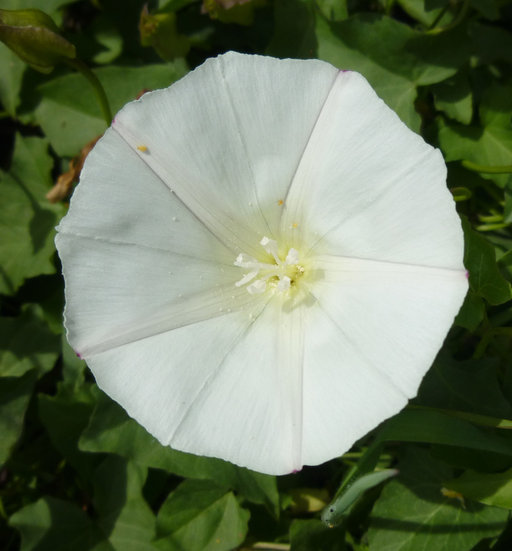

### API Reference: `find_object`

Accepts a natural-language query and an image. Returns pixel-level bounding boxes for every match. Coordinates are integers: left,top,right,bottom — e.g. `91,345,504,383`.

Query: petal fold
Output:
282,71,464,271
111,52,341,254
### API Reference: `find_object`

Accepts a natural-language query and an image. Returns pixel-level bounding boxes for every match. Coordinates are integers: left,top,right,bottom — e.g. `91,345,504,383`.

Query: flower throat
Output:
234,237,305,295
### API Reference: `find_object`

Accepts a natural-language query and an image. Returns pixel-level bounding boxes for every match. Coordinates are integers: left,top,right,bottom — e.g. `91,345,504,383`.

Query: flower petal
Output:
111,52,340,253
300,254,468,466
282,71,464,270
88,299,306,475
56,129,250,355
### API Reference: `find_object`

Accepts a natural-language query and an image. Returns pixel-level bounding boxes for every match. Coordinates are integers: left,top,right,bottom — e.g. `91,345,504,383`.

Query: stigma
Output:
234,236,305,295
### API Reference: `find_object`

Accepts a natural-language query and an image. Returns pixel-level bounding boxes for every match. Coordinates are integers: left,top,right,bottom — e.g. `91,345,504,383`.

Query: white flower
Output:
56,52,468,475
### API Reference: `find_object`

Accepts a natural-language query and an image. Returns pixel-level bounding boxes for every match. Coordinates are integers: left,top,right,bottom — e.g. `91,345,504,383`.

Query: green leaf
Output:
9,496,111,551
396,0,450,27
446,468,512,510
417,356,512,418
93,455,157,551
454,290,485,331
80,393,279,515
16,274,65,334
462,217,511,305
0,305,60,378
316,0,348,22
139,9,190,61
432,70,473,125
438,84,512,188
0,0,72,21
0,42,25,115
367,447,509,551
90,17,123,65
35,62,188,156
0,134,63,295
38,384,100,479
0,370,37,466
290,519,346,551
468,0,499,20
0,8,76,74
154,479,249,551
315,13,469,131
267,0,317,59
381,408,512,457
61,335,86,389
470,22,512,64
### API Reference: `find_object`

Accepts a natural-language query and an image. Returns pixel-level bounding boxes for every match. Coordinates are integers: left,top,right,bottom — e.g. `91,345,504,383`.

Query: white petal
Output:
282,71,464,271
57,129,233,263
56,129,247,355
57,232,254,356
88,299,305,475
299,254,468,466
111,52,340,254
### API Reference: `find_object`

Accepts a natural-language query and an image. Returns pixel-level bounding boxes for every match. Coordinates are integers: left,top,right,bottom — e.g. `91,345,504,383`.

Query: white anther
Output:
277,276,291,292
285,248,299,265
235,271,258,287
260,236,281,264
247,279,267,294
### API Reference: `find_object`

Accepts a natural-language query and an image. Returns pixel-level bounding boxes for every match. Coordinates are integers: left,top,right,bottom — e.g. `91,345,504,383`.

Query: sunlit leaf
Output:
446,468,512,510
154,479,249,551
9,496,110,551
462,217,511,305
315,13,469,131
0,134,63,294
93,455,157,551
368,447,509,551
438,84,512,187
35,62,188,156
0,305,59,378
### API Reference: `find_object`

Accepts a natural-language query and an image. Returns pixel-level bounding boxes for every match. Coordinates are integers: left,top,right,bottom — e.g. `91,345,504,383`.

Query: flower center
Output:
234,236,305,295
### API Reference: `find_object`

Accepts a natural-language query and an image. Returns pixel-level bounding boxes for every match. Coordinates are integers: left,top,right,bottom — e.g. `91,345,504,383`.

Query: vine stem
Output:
462,160,512,174
426,0,469,34
65,58,112,126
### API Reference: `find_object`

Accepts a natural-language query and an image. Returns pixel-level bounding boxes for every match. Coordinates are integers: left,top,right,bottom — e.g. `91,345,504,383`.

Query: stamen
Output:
234,237,305,296
260,236,281,265
277,276,291,292
247,279,267,294
285,248,299,265
235,271,258,287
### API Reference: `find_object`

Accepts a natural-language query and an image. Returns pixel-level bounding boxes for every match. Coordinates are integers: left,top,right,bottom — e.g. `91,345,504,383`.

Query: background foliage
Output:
1,0,512,549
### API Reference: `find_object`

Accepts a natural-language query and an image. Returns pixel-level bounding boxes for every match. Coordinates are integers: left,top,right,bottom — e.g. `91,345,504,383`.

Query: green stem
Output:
478,213,503,223
65,58,112,126
473,327,512,359
450,186,472,202
475,222,510,232
462,160,512,174
426,0,469,35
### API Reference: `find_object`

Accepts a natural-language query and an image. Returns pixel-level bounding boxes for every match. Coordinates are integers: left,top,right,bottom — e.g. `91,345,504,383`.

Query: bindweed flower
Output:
56,52,468,475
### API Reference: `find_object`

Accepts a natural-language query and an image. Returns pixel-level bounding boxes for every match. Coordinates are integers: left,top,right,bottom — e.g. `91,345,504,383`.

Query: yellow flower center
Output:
234,236,307,295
